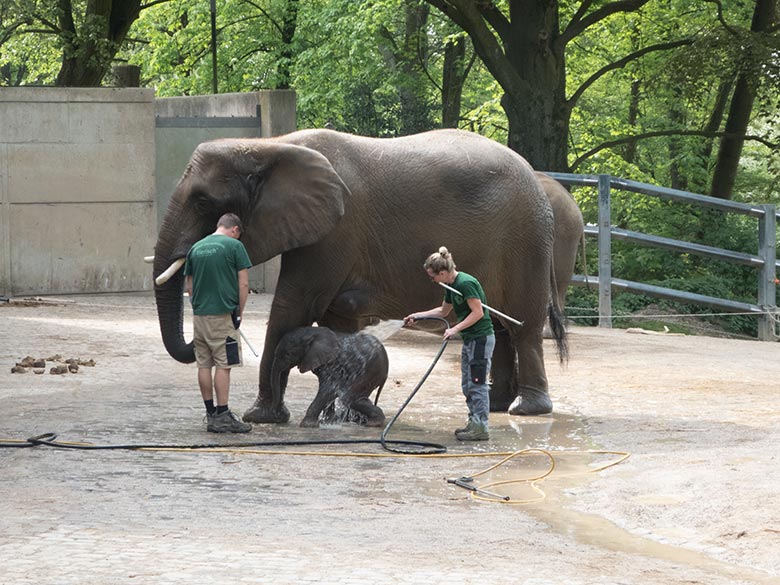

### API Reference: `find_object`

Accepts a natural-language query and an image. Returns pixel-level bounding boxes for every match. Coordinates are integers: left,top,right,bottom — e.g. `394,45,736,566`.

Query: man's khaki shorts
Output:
193,314,243,369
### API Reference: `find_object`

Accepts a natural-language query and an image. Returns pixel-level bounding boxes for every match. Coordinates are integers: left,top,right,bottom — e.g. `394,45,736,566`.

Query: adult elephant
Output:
153,129,567,423
535,172,586,318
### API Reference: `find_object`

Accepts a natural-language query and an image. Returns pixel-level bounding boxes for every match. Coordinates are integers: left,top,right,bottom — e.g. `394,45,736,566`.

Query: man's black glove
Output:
231,309,241,330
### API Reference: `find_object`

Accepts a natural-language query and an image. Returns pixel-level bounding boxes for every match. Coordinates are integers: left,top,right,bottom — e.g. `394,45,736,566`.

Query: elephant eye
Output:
242,173,265,202
192,187,216,214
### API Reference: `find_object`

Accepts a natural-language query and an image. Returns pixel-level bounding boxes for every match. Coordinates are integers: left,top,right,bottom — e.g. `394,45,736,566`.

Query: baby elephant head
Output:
271,327,340,409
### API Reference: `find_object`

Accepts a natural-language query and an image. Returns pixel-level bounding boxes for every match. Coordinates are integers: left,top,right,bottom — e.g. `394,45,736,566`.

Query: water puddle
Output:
527,497,778,583
424,411,779,584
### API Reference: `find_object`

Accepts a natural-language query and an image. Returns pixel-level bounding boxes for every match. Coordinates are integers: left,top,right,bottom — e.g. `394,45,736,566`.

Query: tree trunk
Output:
668,87,688,191
398,1,433,134
55,0,144,87
623,79,641,164
709,0,777,199
276,0,299,90
441,34,467,128
501,1,568,171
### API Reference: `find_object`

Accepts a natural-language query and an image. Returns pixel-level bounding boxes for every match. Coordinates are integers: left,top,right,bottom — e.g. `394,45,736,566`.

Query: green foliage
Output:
567,186,767,337
2,0,778,337
0,0,62,85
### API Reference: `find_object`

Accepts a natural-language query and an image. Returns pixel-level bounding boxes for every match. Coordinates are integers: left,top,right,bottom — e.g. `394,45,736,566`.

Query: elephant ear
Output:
299,328,340,373
244,142,348,263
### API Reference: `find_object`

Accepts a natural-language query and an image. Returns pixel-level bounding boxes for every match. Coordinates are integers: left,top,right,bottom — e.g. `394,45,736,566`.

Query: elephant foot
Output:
489,384,515,412
490,396,514,412
363,413,386,427
300,417,319,428
242,399,290,424
508,391,553,416
350,398,385,427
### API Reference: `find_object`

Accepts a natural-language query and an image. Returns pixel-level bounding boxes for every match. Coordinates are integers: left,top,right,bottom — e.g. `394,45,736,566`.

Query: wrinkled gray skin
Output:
271,327,388,427
535,172,586,333
153,129,567,423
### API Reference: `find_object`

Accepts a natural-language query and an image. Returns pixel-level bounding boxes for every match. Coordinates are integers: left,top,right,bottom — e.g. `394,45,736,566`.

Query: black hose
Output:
0,432,444,452
380,316,451,455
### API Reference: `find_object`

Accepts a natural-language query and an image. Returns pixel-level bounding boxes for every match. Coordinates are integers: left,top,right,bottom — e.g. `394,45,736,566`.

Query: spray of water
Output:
361,319,405,341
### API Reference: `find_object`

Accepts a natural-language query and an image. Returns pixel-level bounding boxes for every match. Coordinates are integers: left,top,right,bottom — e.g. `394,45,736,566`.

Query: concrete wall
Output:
0,88,295,297
0,88,156,296
155,90,295,293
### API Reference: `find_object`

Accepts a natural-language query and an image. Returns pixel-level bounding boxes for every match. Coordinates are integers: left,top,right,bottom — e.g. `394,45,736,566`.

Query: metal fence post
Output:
598,174,613,328
757,204,777,341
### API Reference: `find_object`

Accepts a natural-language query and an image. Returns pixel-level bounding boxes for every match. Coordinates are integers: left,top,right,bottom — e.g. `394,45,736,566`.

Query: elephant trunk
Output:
153,205,196,364
154,265,195,364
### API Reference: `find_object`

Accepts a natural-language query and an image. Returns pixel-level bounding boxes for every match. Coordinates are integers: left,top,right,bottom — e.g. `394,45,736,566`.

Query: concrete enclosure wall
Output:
0,88,296,297
0,88,156,296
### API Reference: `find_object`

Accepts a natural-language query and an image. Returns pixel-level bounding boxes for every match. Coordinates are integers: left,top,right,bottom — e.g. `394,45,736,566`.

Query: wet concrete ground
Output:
1,293,778,584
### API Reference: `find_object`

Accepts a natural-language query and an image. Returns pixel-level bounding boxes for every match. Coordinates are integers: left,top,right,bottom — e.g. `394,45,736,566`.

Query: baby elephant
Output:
270,326,389,427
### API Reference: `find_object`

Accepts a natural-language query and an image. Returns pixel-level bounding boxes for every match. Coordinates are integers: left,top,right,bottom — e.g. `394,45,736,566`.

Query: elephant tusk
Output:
144,256,154,263
155,258,186,286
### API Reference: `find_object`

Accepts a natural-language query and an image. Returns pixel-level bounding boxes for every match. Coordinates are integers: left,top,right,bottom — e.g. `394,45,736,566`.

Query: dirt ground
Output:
1,292,779,584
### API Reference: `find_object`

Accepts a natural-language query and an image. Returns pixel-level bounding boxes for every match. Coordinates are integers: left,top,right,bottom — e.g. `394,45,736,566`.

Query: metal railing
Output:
544,173,778,341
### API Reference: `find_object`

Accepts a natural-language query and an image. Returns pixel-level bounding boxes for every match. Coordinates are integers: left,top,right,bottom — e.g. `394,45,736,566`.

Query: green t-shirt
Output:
444,271,494,341
184,234,252,316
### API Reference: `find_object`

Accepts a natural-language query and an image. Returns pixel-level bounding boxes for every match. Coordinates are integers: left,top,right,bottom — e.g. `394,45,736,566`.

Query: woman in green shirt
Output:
404,247,495,441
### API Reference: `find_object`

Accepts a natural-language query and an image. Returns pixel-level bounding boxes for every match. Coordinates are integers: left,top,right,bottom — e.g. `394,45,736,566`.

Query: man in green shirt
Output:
184,213,253,433
404,246,495,441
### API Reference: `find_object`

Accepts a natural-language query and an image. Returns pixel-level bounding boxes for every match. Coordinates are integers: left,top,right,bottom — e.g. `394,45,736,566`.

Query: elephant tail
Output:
549,263,569,364
373,381,385,407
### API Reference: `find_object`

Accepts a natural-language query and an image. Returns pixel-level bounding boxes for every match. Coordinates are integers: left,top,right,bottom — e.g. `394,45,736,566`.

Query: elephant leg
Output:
244,279,326,423
489,329,516,411
244,398,291,423
244,401,291,424
301,384,337,428
318,288,373,332
508,330,552,416
349,395,386,427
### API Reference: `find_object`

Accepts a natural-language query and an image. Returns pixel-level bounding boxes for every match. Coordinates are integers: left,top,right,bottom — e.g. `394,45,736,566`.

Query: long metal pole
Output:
597,174,613,328
438,282,524,327
238,329,259,357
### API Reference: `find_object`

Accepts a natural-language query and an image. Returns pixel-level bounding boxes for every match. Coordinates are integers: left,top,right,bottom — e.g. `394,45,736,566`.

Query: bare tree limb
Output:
571,129,778,171
568,0,597,30
568,38,694,106
240,0,284,37
57,0,75,37
0,19,29,46
701,0,738,34
478,1,510,41
140,0,174,11
426,0,531,97
560,0,652,47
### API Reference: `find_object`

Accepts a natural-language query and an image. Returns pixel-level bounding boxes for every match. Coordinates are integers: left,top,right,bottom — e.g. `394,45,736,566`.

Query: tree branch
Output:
568,0,596,29
478,1,510,41
701,0,738,35
140,0,173,11
568,38,694,106
425,1,468,31
560,0,652,47
0,19,30,46
57,0,75,37
426,0,531,97
240,0,284,37
570,129,778,171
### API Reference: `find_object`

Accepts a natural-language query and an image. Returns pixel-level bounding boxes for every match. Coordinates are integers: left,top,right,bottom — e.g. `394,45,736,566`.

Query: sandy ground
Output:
1,292,779,584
